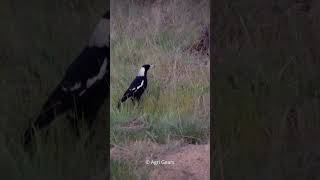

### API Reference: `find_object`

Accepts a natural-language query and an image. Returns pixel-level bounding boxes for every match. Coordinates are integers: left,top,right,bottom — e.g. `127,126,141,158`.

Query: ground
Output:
111,141,210,180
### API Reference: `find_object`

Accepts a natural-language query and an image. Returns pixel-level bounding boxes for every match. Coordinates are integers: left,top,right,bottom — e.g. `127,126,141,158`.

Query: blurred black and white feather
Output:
24,11,110,145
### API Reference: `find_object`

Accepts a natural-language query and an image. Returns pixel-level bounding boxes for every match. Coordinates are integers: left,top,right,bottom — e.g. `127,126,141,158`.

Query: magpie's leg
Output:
130,98,137,107
82,109,101,147
66,113,80,137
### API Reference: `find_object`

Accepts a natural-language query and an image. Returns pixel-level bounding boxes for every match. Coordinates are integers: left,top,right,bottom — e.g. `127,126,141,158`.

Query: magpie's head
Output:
137,64,154,76
88,11,110,48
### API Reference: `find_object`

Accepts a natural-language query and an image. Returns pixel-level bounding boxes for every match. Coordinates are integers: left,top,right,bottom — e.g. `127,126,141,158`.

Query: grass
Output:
213,1,320,179
110,0,209,178
0,0,108,179
110,161,135,180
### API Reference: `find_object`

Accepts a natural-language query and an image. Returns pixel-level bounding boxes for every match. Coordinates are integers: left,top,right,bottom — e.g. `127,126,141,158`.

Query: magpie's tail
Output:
24,90,68,146
23,126,35,147
23,110,56,146
118,95,129,109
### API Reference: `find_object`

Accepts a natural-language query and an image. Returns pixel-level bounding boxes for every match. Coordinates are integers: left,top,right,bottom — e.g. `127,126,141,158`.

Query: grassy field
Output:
0,0,108,179
110,0,209,179
213,1,320,179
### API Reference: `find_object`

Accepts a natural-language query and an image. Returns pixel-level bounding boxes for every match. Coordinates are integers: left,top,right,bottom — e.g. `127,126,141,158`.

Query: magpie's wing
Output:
59,46,108,96
121,77,144,101
36,47,108,121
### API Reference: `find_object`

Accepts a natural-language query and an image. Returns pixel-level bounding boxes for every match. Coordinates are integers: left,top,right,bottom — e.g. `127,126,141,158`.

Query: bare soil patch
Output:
111,141,210,180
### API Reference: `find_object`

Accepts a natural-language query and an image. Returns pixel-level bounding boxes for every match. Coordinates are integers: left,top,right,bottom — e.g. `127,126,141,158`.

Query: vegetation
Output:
213,0,320,179
110,0,209,179
0,0,107,179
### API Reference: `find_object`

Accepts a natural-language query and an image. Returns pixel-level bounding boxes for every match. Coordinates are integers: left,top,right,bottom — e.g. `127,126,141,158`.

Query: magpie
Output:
24,11,110,145
117,64,154,108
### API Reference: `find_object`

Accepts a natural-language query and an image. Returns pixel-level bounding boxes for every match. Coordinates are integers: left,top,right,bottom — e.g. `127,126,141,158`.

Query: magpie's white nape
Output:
117,64,154,109
89,12,109,48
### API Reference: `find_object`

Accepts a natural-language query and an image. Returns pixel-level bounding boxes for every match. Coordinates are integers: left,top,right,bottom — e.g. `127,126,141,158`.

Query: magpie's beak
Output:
150,64,155,68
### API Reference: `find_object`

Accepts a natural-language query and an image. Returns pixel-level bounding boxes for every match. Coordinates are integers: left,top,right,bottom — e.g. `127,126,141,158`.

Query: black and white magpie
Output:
117,64,154,108
24,11,110,145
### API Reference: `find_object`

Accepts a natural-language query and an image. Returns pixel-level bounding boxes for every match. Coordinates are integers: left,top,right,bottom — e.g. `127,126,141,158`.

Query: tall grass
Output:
213,1,320,179
111,0,210,143
0,0,107,179
110,0,209,178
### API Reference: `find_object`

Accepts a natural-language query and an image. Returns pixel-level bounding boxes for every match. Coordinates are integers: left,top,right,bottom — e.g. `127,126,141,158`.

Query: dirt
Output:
185,25,209,56
111,141,210,180
149,144,210,180
117,114,150,131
